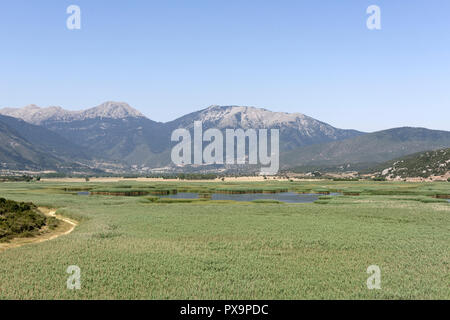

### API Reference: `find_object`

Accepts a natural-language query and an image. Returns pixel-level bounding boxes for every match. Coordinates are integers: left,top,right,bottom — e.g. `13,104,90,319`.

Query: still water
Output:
160,192,341,203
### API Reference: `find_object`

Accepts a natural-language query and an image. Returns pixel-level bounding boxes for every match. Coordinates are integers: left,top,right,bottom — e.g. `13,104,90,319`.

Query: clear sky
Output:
0,0,449,132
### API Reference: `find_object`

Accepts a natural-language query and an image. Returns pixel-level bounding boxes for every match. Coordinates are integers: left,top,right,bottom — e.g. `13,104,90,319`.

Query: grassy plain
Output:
0,180,448,299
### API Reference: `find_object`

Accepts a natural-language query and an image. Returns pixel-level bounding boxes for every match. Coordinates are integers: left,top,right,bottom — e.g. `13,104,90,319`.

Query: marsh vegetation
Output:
0,179,448,299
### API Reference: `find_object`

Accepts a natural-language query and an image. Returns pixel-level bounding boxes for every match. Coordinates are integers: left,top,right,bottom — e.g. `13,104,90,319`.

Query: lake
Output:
160,192,341,203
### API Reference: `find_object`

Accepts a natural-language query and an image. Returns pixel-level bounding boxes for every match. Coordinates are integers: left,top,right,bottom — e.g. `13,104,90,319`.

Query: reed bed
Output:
0,180,448,299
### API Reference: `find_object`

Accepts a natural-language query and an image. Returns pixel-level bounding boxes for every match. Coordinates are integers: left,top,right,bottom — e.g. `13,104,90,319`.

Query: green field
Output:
0,180,449,299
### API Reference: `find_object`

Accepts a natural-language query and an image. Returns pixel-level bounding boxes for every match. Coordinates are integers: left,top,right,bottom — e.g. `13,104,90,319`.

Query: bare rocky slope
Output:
165,105,363,150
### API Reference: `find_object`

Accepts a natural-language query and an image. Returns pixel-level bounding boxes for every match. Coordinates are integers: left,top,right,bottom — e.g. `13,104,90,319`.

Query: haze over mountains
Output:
0,101,449,174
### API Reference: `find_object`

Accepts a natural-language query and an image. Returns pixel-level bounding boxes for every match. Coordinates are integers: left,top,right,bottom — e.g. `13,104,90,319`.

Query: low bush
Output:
312,188,330,194
0,198,58,241
145,197,159,203
251,199,283,204
314,200,330,204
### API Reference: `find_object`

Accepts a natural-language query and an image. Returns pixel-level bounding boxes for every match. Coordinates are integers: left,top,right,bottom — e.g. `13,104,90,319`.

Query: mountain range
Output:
0,114,97,172
0,101,449,174
282,127,450,169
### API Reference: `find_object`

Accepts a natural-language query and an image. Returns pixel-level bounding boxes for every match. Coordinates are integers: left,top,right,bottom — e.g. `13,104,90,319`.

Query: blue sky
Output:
0,0,449,132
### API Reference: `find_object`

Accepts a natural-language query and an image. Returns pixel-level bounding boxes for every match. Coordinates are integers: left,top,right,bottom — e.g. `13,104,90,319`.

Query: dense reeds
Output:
0,180,448,299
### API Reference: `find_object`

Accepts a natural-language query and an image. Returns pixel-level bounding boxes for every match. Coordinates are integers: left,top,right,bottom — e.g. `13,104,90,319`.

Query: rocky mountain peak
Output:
0,105,70,124
83,101,145,119
197,105,309,128
22,104,40,110
0,101,146,124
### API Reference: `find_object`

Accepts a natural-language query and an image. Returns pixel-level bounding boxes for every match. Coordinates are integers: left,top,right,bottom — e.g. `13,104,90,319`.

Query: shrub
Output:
145,197,159,203
312,188,330,194
156,198,194,203
0,198,58,241
251,199,283,204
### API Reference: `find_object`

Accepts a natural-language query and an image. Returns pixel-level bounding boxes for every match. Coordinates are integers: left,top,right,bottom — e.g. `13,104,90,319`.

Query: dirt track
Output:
0,208,78,252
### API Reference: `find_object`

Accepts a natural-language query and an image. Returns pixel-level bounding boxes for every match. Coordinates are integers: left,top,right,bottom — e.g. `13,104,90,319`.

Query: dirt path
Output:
0,208,78,252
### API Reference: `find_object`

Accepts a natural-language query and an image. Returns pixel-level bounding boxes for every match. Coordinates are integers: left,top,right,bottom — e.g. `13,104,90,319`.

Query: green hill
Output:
0,115,99,172
372,148,450,179
282,127,450,169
